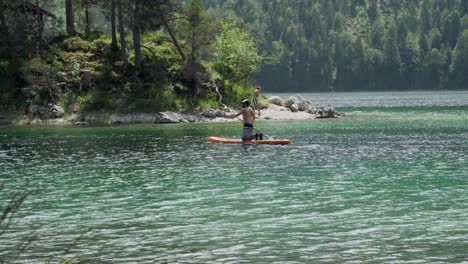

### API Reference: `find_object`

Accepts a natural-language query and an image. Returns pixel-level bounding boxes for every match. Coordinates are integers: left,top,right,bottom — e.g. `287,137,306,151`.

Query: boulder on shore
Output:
29,105,48,118
290,103,299,112
49,105,65,118
156,112,190,124
111,114,156,124
285,95,314,112
269,96,284,106
200,109,226,119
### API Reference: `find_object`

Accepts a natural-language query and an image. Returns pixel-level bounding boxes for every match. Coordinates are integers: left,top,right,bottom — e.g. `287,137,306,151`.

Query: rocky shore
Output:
0,95,344,126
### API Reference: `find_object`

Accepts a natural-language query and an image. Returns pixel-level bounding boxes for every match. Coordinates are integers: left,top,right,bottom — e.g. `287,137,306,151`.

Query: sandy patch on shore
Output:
256,104,315,121
209,104,316,123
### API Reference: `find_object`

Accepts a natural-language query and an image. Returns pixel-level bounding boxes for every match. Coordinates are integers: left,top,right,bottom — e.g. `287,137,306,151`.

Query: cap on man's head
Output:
242,99,250,105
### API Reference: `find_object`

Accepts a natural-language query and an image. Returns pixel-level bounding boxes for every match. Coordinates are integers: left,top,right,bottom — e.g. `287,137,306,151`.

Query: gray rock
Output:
201,109,226,119
110,115,133,125
305,106,317,114
290,103,299,112
29,105,48,118
49,105,65,118
74,121,89,126
83,115,101,125
285,94,314,112
134,114,157,123
200,109,217,118
285,97,296,108
315,105,344,119
155,112,189,124
269,96,284,106
185,115,200,123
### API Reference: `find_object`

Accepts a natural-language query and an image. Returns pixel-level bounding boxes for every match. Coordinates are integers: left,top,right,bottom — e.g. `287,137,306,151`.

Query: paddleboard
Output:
208,136,291,145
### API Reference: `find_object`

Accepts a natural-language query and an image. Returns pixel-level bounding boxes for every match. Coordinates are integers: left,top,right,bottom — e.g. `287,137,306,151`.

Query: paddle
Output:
234,116,273,139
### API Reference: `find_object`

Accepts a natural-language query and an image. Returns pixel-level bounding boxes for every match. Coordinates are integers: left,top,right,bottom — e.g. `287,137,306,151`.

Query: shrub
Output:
197,92,219,110
90,35,113,57
78,93,118,112
62,36,92,52
124,81,180,113
223,81,253,106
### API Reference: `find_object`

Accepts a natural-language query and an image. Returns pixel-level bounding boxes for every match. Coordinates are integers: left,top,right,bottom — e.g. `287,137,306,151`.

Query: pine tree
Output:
65,0,76,35
110,0,118,50
384,21,401,72
420,1,432,34
451,30,468,87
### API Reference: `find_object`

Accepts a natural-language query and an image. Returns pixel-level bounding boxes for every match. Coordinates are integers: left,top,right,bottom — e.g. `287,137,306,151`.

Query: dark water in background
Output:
1,91,467,263
278,90,468,108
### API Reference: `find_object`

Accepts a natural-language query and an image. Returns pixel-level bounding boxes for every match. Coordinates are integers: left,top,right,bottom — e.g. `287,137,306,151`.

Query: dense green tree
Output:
384,22,401,72
76,0,98,38
213,21,263,84
132,0,142,71
110,0,118,50
425,48,445,89
419,33,429,57
451,29,468,87
368,15,385,50
65,0,76,35
117,0,128,71
461,14,468,31
420,0,433,34
186,0,213,64
429,28,442,50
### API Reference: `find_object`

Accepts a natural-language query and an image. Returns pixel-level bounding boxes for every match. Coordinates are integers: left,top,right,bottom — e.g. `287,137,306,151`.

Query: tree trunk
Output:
110,0,118,50
161,16,187,63
0,0,10,48
85,4,90,38
65,0,76,35
132,0,142,71
36,0,44,58
190,26,196,63
117,0,128,71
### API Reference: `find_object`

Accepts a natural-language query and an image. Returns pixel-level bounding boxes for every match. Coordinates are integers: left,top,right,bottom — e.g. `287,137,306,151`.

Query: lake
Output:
1,91,468,263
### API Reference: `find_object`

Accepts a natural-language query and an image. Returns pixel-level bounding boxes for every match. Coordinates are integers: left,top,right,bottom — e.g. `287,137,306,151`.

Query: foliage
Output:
185,0,216,63
197,92,219,110
223,81,254,106
213,20,263,84
204,0,468,91
450,29,468,87
3,0,468,114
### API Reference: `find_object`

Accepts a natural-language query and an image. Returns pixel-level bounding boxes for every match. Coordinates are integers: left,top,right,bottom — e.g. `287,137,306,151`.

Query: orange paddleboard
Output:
208,136,291,145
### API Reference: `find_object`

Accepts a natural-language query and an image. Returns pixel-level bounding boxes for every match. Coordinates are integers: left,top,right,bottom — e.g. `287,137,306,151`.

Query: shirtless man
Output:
229,99,262,141
252,86,261,116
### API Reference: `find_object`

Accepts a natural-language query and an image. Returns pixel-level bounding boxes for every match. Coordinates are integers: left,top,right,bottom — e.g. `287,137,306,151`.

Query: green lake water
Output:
1,91,468,263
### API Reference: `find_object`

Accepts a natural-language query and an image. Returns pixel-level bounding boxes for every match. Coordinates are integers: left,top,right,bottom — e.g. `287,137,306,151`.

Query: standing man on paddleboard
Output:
253,86,261,116
228,99,263,141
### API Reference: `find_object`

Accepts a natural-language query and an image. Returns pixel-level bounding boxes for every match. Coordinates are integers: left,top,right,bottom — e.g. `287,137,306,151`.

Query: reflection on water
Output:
1,92,468,263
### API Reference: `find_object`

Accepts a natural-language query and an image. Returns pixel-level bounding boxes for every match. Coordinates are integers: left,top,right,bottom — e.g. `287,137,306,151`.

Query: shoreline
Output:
0,94,347,127
0,104,318,127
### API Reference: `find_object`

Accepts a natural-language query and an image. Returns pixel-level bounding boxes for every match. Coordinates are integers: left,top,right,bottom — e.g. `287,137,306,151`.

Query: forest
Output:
204,0,468,91
0,0,263,113
1,0,468,115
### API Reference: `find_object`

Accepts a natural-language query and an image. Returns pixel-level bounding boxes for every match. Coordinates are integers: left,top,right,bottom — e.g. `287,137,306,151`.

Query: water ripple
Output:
1,107,468,263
